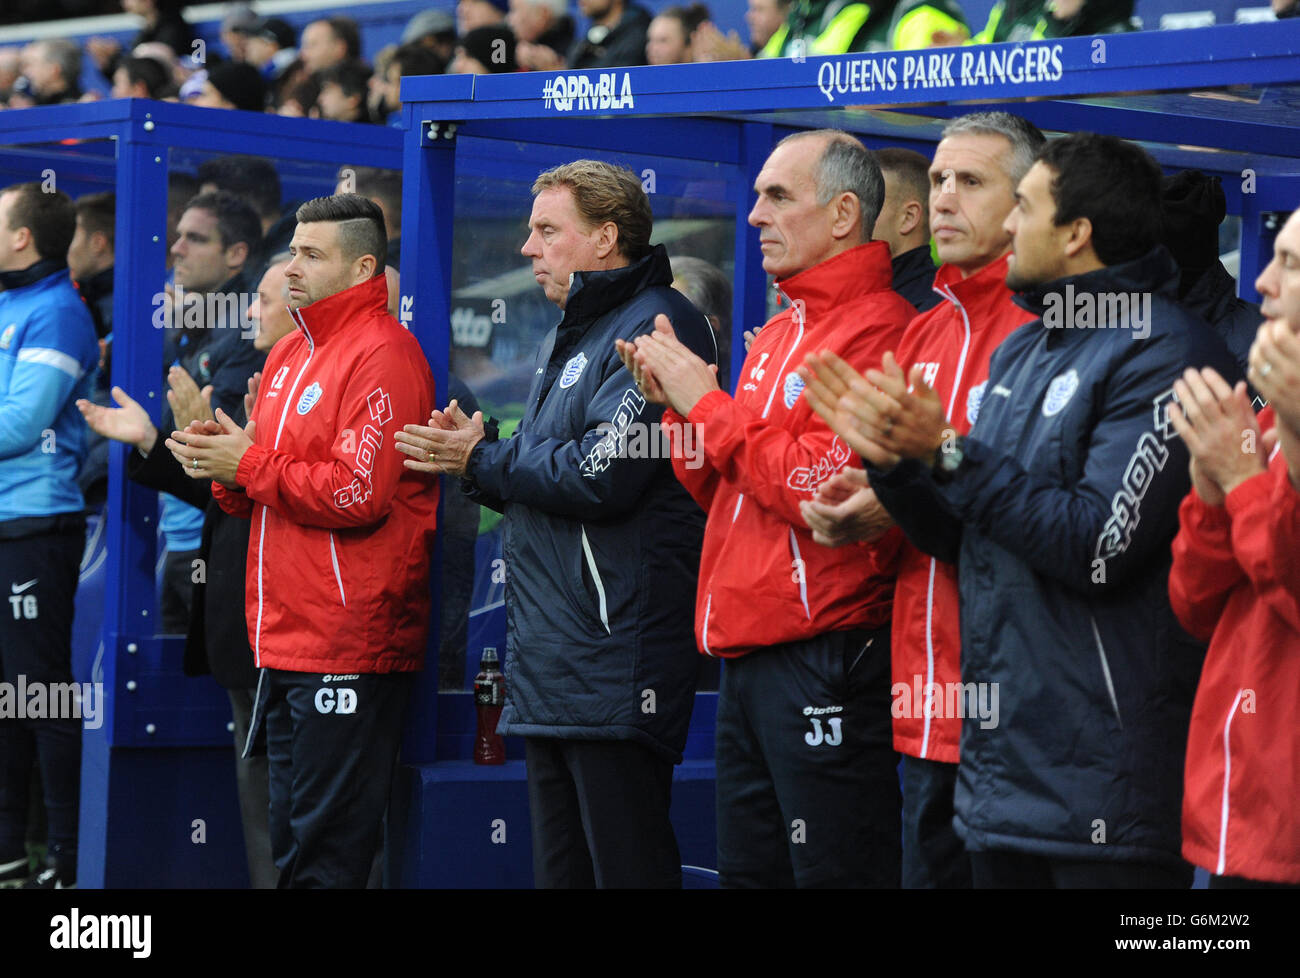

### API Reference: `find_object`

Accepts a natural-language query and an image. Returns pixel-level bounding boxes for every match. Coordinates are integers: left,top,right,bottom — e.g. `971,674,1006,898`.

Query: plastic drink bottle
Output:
474,647,506,765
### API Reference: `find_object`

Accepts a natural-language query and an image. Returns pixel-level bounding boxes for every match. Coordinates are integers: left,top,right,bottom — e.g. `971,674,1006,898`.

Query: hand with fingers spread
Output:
742,326,763,353
76,386,159,454
862,353,951,465
1167,367,1267,505
798,466,895,547
166,408,255,487
799,349,897,468
395,397,485,476
166,364,215,431
624,314,719,416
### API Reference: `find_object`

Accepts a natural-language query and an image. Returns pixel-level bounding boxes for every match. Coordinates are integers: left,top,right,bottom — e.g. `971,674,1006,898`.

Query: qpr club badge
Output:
296,381,323,415
1041,369,1079,418
966,380,986,425
783,372,806,409
559,352,588,389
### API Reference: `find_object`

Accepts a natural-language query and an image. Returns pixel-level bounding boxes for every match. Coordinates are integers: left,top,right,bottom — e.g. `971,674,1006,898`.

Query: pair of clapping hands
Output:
614,315,954,547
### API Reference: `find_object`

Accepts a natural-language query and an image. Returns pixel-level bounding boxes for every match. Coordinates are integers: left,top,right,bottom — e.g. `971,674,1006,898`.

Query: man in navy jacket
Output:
397,160,715,888
804,133,1239,887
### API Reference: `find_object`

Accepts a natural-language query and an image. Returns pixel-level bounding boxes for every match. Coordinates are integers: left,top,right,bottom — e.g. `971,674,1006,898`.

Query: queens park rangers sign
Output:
543,72,635,112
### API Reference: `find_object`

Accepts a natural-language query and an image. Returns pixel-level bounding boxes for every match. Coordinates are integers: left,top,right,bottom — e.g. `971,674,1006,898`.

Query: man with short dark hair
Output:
818,132,1237,887
621,130,914,888
171,194,437,889
316,60,373,123
397,160,714,888
155,191,263,634
0,183,99,889
874,147,939,313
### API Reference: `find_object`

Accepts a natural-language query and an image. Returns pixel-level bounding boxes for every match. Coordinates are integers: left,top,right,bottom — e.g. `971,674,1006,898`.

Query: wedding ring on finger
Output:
1260,361,1274,378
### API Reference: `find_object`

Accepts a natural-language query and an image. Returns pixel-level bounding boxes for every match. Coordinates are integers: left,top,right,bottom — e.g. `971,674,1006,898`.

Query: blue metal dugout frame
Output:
0,100,403,887
396,20,1300,887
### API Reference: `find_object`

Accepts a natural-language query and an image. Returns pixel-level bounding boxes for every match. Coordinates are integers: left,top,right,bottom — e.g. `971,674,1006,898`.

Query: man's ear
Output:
593,220,620,261
831,191,863,242
91,230,112,260
225,240,250,273
353,253,378,283
1062,215,1094,260
898,199,923,238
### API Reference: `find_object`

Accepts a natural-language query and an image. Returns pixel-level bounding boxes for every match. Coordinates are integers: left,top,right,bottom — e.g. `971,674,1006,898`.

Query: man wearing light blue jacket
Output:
0,182,99,890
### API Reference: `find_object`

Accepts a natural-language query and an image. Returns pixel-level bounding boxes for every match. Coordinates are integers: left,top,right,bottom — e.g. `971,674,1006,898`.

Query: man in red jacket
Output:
168,194,437,888
799,112,1044,888
620,130,914,887
1168,206,1300,888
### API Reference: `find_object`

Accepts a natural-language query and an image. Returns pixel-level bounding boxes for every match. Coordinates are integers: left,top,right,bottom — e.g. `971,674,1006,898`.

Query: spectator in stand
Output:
511,0,576,71
299,16,362,76
647,4,711,65
760,0,968,57
450,26,519,74
402,9,459,66
1167,205,1300,890
111,55,174,100
369,44,446,124
974,0,1134,43
277,76,321,118
693,0,791,61
874,147,940,313
16,40,83,106
220,4,259,62
87,1,196,83
316,61,375,123
0,48,20,104
459,0,510,34
1276,0,1299,18
241,18,299,87
192,61,266,113
569,0,653,69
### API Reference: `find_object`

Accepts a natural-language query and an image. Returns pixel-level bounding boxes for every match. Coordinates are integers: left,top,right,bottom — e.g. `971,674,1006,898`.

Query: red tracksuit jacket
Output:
662,241,914,657
885,254,1034,762
212,274,438,674
1169,407,1300,883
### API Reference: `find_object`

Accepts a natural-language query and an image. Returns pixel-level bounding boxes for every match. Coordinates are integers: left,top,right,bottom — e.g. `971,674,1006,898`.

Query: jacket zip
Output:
255,311,315,662
580,525,611,635
1089,614,1123,729
329,531,346,607
1217,688,1244,875
921,285,973,758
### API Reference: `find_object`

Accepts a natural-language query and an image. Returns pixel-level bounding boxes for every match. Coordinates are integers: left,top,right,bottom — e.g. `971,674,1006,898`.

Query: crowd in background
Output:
1,0,1298,121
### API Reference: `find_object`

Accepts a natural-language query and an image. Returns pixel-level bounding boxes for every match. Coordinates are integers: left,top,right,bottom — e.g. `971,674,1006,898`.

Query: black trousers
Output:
160,547,199,635
0,526,84,868
715,625,900,888
970,850,1194,888
901,753,971,888
228,687,276,889
256,668,413,889
524,737,682,889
